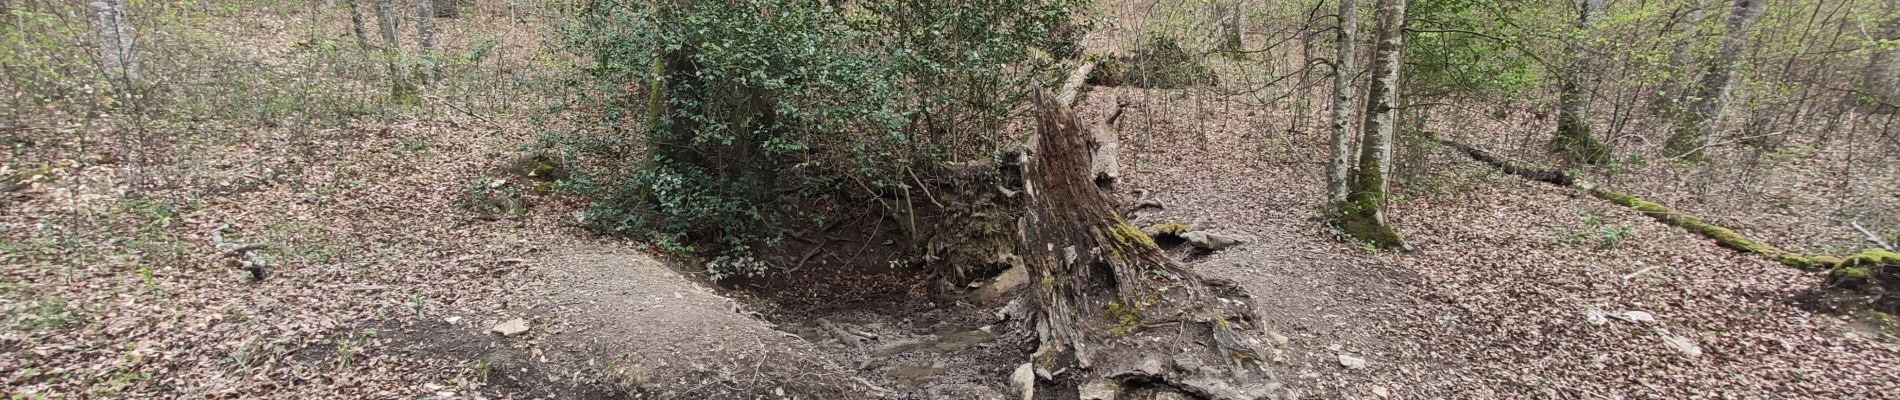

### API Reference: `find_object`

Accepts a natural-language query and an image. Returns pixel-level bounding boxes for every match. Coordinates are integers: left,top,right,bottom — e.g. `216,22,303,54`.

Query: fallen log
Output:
1426,132,1897,288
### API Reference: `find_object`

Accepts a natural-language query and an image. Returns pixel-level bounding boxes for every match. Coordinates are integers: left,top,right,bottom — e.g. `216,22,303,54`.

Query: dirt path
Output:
506,246,878,399
1089,81,1900,398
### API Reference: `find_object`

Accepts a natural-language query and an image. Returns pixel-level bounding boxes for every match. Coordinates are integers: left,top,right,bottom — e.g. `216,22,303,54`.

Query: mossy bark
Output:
1552,0,1608,165
1015,91,1289,399
1334,0,1408,250
1437,132,1896,293
372,0,418,105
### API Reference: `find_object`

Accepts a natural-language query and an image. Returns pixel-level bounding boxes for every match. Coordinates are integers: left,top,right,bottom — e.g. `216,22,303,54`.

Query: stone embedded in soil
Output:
1078,380,1120,400
1183,230,1248,251
1659,332,1702,357
975,266,1029,303
1010,363,1035,400
1337,354,1368,369
491,318,529,336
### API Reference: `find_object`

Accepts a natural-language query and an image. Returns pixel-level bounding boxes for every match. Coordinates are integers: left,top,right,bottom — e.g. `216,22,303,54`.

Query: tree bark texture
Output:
1653,0,1709,110
1017,91,1290,400
1858,9,1899,112
347,0,371,50
1325,0,1361,207
1338,0,1407,249
90,0,137,90
1664,0,1767,159
373,0,417,103
417,0,438,84
1553,0,1609,164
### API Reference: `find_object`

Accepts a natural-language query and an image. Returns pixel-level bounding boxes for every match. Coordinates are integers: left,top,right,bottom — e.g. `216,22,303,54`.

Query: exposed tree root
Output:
1426,132,1897,290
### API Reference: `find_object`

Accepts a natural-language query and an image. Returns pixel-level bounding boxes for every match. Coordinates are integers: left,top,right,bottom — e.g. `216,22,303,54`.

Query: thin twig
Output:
1851,220,1894,251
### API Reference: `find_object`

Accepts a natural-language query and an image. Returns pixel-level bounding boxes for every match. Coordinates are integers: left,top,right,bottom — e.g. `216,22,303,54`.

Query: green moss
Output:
1147,222,1191,237
389,80,421,106
505,153,568,182
1551,118,1608,165
1832,266,1875,282
1811,255,1844,267
1105,300,1143,336
1590,190,1782,256
1336,170,1405,249
1109,222,1157,250
1843,248,1900,266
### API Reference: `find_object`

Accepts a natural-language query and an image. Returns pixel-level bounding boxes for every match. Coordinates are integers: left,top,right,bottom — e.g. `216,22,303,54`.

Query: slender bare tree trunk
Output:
372,0,416,103
1653,0,1709,110
90,0,137,90
1213,0,1245,56
1325,0,1361,206
346,0,370,50
1553,0,1608,164
1858,10,1899,112
417,0,438,84
1664,0,1767,159
1338,0,1407,249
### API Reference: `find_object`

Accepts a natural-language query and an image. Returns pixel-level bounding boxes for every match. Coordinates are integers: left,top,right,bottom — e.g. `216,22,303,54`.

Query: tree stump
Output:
1014,90,1292,400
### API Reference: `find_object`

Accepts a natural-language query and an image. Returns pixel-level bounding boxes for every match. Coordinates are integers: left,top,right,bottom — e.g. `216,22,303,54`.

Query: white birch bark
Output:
90,0,137,90
1664,0,1767,159
1325,0,1360,205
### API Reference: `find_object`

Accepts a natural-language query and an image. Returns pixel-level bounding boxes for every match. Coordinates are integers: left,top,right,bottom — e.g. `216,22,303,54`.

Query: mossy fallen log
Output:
1428,133,1895,288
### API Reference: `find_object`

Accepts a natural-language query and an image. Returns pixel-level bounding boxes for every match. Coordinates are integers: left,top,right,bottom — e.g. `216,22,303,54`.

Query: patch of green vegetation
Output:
1567,211,1635,248
4,295,74,332
335,329,377,369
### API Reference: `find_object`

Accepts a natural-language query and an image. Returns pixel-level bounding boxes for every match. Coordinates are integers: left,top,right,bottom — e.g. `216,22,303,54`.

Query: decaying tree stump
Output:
1013,90,1291,400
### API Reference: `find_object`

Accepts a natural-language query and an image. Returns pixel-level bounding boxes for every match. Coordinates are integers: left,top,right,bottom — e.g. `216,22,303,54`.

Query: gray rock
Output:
1659,331,1702,357
1078,380,1121,400
1153,390,1196,400
1011,363,1036,400
1337,354,1368,370
1182,231,1247,251
491,318,529,336
975,266,1029,303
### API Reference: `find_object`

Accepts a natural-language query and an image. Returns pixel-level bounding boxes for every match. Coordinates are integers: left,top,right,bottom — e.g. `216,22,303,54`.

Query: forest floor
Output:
5,1,1900,399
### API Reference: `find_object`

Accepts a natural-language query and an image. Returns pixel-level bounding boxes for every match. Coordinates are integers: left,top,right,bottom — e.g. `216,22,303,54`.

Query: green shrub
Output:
551,0,1085,277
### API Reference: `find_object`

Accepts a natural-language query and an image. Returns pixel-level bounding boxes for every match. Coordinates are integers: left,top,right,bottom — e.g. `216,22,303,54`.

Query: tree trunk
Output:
1663,0,1767,159
1552,0,1608,164
417,0,438,84
346,0,370,50
1016,91,1290,400
372,0,417,103
1212,1,1245,56
1858,10,1899,113
1325,0,1360,206
1337,0,1407,249
89,0,137,91
435,0,460,18
1653,0,1709,111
